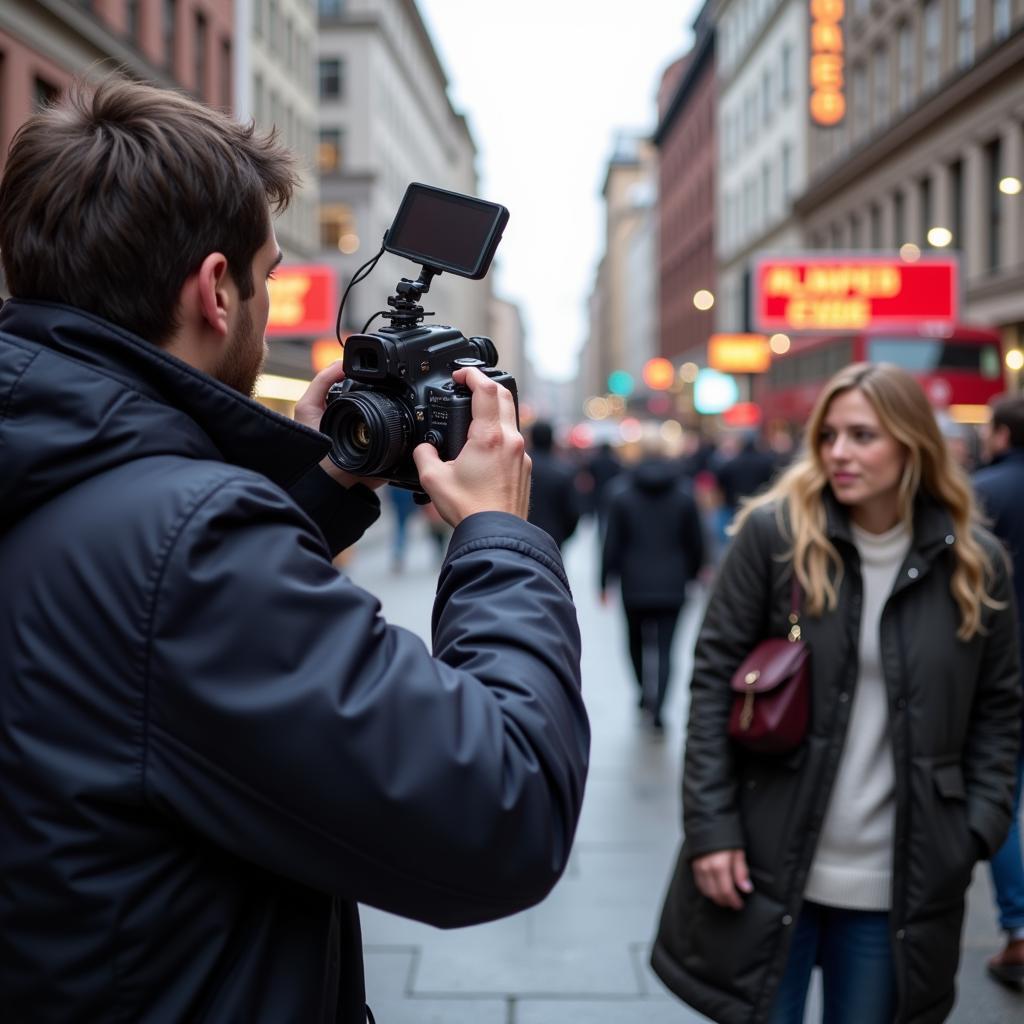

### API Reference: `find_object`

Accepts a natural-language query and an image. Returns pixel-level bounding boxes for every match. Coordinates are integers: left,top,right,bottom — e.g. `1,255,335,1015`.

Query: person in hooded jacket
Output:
651,363,1020,1024
600,445,704,730
526,419,581,549
0,77,590,1023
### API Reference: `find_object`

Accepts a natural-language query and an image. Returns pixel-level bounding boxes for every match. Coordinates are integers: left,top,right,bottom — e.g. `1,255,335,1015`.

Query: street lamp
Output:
926,226,953,248
1006,350,1024,372
999,177,1023,196
693,289,715,311
769,333,791,354
899,242,921,262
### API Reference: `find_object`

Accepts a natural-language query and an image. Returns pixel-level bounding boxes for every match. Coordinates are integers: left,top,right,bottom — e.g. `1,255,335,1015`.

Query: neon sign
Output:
754,256,959,332
810,0,846,126
266,266,337,336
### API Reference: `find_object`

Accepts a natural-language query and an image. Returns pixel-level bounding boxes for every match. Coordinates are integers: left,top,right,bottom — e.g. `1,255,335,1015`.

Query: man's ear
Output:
195,252,233,338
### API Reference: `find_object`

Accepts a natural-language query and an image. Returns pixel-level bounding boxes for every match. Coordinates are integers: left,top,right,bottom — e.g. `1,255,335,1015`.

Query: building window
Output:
320,203,358,253
872,45,889,128
319,58,343,101
194,11,207,98
950,158,963,250
318,128,345,172
957,0,974,68
919,175,933,245
852,63,868,137
268,0,278,53
318,0,345,15
894,188,906,245
986,137,1002,270
253,0,262,37
221,37,231,108
285,17,293,72
126,0,140,42
897,22,913,111
850,212,862,249
34,76,60,110
870,203,882,248
761,67,773,124
163,0,177,69
780,41,793,104
923,0,941,90
993,0,1011,40
761,161,772,224
254,73,264,123
781,142,792,202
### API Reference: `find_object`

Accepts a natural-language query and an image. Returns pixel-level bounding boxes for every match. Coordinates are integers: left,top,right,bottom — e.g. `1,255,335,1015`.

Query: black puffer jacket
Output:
0,300,590,1022
600,459,704,608
652,497,1020,1024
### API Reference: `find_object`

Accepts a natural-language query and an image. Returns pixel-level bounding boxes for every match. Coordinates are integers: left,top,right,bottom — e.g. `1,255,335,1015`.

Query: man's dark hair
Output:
0,75,297,345
990,394,1024,449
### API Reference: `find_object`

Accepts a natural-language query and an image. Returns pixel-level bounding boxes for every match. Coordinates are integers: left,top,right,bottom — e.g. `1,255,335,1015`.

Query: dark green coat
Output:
652,495,1021,1024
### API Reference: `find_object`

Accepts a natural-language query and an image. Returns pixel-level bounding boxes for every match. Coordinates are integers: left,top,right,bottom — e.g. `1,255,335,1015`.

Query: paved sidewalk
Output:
345,511,1023,1023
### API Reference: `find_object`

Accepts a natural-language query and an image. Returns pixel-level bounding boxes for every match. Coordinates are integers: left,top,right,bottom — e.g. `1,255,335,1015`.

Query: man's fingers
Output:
454,366,503,431
306,358,346,402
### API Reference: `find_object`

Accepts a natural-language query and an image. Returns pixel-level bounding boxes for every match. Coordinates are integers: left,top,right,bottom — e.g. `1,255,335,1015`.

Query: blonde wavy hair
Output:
733,362,999,640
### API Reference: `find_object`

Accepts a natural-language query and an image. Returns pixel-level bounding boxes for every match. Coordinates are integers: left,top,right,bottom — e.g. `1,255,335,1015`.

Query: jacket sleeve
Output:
142,474,589,927
286,463,381,556
963,542,1022,856
683,507,775,859
600,492,624,591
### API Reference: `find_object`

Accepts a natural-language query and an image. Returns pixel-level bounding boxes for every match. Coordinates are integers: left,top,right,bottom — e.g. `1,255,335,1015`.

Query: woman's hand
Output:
692,849,753,910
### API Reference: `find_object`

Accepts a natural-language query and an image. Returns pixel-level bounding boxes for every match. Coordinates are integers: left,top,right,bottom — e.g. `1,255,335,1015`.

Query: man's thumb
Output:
412,442,441,474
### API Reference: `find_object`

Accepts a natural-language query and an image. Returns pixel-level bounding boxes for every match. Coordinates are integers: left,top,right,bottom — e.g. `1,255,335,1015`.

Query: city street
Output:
347,506,1024,1024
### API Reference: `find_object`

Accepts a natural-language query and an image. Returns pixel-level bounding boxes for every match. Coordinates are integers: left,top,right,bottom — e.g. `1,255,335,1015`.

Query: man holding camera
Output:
0,77,589,1022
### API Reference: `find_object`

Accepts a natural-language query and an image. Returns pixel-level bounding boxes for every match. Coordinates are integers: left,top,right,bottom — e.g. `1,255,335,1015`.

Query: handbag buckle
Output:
740,691,755,730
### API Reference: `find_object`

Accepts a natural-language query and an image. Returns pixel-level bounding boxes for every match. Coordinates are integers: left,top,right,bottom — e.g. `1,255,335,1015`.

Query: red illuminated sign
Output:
266,266,337,337
754,256,959,333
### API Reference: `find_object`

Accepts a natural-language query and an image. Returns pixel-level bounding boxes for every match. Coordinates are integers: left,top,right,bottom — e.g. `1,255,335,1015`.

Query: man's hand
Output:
413,367,531,527
692,849,753,910
293,359,384,490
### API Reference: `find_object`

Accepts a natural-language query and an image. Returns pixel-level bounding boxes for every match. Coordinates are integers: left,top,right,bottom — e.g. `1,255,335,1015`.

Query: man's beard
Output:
216,300,267,397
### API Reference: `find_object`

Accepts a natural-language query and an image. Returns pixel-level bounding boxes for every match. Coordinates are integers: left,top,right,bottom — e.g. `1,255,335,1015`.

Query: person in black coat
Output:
600,450,705,730
527,420,581,548
0,77,590,1023
583,441,622,535
974,394,1024,987
714,431,779,516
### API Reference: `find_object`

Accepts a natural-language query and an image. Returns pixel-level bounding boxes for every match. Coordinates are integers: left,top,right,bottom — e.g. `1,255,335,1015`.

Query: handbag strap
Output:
787,574,802,643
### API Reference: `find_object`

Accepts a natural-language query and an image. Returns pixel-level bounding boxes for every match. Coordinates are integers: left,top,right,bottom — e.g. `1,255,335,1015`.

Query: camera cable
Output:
335,239,386,346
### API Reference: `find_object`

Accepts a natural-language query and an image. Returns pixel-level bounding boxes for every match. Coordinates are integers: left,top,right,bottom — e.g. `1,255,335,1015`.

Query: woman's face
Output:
818,388,906,531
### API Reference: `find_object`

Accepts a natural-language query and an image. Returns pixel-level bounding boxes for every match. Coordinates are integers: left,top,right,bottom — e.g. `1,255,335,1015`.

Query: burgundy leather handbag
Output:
727,576,810,755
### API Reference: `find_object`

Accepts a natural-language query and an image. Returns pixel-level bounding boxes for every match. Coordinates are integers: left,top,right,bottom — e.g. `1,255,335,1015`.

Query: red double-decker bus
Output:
753,326,1004,428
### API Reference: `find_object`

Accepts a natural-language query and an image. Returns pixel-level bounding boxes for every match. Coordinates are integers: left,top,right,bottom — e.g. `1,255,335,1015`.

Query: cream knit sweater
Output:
804,521,911,911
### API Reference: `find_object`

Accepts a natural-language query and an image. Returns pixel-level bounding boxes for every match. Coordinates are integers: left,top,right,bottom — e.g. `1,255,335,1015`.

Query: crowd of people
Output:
0,74,1020,1024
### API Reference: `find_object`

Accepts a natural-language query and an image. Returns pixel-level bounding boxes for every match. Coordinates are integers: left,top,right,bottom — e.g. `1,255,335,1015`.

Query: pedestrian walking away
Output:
0,76,590,1023
974,394,1024,990
600,445,704,731
526,419,582,549
651,362,1021,1024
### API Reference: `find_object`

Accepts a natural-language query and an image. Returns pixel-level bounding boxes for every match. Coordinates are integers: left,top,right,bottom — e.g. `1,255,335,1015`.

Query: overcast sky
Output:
416,1,701,381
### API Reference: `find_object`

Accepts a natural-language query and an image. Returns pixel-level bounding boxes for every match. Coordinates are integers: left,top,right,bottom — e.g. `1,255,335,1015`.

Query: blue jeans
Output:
767,901,897,1024
989,753,1024,934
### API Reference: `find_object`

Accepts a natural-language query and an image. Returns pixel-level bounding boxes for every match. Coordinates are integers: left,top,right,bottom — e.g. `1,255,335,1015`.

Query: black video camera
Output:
321,183,515,490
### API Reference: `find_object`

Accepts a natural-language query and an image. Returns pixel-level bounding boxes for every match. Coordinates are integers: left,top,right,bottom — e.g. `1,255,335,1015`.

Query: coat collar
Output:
0,298,329,491
823,487,956,556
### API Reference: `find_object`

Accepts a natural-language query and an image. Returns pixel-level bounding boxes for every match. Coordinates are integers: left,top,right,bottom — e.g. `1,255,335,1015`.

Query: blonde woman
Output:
652,363,1021,1023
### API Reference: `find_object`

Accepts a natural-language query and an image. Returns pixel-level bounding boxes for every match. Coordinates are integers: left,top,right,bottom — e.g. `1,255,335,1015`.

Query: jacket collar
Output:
823,487,956,555
0,299,329,490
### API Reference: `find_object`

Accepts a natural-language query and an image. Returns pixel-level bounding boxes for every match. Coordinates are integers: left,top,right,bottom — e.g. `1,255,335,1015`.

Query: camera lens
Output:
321,390,410,476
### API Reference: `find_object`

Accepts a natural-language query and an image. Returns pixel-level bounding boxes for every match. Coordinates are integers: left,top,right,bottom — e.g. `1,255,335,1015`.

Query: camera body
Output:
321,322,518,489
320,182,515,490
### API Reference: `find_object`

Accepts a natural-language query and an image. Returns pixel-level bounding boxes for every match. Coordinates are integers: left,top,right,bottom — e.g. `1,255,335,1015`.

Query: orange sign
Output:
754,256,959,331
810,0,846,126
708,334,771,374
266,266,337,337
